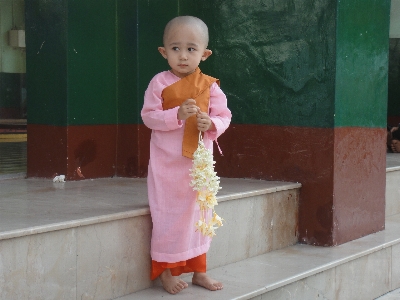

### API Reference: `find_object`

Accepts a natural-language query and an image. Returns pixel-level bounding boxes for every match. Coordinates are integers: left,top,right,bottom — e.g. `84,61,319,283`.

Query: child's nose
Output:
179,51,188,60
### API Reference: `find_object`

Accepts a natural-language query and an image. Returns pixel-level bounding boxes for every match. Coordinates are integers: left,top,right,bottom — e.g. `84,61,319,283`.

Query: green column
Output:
25,0,138,179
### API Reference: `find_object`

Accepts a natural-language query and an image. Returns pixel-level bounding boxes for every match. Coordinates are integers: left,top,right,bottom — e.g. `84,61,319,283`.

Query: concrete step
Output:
376,287,400,300
116,213,400,300
386,153,400,218
0,177,300,300
2,153,397,300
116,157,400,300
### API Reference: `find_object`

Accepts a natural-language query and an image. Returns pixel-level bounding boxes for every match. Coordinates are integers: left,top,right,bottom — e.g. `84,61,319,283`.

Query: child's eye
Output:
172,47,179,51
188,47,196,52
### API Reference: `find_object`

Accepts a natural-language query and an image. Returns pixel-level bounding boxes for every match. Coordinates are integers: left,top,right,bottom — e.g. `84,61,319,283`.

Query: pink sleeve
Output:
205,82,232,141
141,76,183,131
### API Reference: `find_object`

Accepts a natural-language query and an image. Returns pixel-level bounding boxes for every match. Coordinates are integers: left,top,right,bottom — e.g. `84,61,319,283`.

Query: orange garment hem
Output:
151,253,207,280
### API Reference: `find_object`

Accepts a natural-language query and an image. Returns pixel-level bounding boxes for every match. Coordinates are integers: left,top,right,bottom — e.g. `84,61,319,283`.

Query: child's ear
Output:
201,49,212,61
158,47,167,59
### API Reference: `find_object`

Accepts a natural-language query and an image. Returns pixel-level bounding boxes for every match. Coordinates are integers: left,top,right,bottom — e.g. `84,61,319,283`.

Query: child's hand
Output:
197,111,215,132
178,99,199,120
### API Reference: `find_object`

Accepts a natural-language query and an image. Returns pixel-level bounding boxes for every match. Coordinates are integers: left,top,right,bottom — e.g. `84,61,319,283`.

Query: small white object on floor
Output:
53,175,65,183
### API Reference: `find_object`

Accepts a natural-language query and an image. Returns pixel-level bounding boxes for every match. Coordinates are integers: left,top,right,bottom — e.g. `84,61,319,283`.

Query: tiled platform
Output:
0,177,300,299
119,213,400,300
119,155,400,300
0,154,399,299
386,153,400,217
377,288,400,300
386,153,400,171
0,177,299,241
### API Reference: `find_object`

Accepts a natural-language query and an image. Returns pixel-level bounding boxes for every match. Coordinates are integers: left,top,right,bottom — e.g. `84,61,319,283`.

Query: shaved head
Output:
163,16,209,47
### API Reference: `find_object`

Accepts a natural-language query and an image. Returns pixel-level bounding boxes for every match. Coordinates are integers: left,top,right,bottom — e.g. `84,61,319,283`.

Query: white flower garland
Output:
190,133,223,237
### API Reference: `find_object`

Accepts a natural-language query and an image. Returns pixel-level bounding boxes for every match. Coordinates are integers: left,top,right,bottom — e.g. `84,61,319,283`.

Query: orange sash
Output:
162,68,219,159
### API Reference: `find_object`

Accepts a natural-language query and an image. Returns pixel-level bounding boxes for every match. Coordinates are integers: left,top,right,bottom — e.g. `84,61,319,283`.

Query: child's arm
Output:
202,83,232,140
141,77,184,131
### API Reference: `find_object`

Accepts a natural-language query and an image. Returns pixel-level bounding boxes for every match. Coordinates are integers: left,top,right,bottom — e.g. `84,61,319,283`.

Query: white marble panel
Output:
208,190,298,269
207,195,257,269
248,193,274,258
260,268,335,300
76,215,153,300
0,229,76,300
392,243,400,290
335,248,391,300
376,288,400,300
123,214,400,300
386,170,400,217
272,190,299,250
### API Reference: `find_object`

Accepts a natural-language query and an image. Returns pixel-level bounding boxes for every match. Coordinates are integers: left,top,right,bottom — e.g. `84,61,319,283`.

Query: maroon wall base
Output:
66,125,118,180
332,127,386,245
27,125,68,178
116,124,151,178
28,124,151,179
214,124,386,246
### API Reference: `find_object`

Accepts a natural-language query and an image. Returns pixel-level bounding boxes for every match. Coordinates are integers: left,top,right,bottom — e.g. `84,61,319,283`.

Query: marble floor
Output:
377,288,400,299
0,176,298,240
119,212,400,300
386,152,400,170
0,177,149,239
0,155,399,299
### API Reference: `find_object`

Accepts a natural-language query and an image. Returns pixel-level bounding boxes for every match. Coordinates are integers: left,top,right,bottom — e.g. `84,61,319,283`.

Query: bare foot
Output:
391,140,400,153
159,269,188,294
192,272,223,291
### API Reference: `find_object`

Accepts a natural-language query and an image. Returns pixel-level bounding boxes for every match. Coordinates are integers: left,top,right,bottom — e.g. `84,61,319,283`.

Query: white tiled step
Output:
386,153,400,218
0,177,300,299
376,287,400,300
116,213,400,300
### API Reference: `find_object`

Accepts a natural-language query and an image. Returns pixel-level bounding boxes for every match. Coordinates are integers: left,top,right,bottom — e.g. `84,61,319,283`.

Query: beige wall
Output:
0,0,25,73
391,0,400,38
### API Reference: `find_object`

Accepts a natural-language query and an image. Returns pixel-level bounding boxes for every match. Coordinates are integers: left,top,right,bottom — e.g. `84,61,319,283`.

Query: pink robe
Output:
141,70,231,263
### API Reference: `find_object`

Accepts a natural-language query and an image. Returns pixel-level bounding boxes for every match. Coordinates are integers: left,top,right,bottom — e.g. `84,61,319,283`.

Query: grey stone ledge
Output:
0,177,301,241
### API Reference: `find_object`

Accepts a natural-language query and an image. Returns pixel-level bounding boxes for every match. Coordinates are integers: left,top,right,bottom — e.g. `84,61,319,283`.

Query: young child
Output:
141,16,231,294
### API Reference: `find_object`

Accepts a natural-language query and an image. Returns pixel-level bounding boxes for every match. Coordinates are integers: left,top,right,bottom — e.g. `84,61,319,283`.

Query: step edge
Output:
217,182,301,203
0,181,301,241
128,215,400,299
386,166,400,172
238,239,400,299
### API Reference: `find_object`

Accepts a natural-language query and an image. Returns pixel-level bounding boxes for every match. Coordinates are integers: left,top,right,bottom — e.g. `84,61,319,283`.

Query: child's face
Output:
158,24,212,78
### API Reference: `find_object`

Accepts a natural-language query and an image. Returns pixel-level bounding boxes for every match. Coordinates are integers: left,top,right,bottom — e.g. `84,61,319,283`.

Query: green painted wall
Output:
199,0,337,127
335,0,390,128
67,0,117,125
117,0,138,125
26,0,390,129
25,0,68,126
132,0,338,128
26,0,131,126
